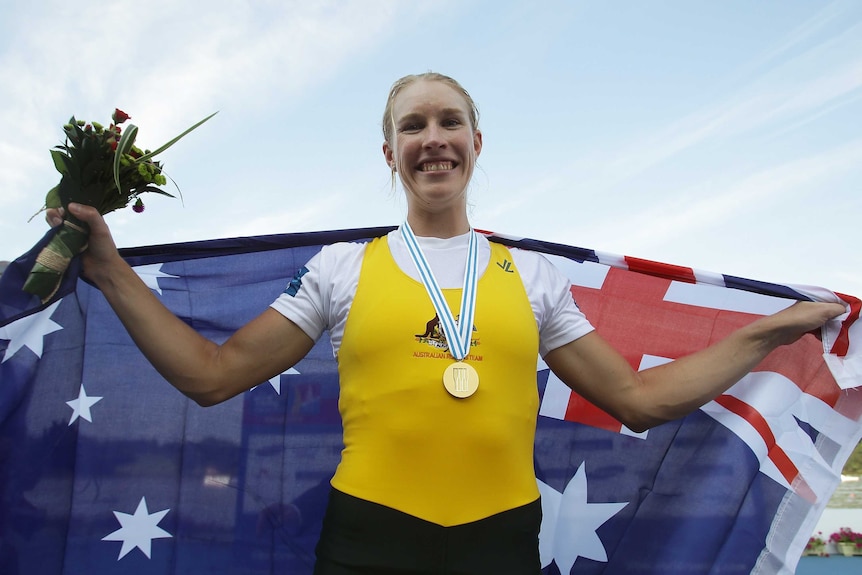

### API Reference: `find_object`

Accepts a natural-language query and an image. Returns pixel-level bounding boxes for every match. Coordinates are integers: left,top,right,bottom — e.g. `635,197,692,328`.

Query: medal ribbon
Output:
401,222,478,361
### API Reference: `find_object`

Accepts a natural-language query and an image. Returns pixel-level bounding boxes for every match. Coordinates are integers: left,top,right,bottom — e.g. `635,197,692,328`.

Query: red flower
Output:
112,108,131,124
132,198,145,213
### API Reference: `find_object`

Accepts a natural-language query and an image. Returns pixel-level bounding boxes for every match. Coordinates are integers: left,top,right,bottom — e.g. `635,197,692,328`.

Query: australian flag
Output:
1,225,860,574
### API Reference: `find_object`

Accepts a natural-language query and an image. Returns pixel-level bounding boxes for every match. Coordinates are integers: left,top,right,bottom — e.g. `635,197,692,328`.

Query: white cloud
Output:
534,14,862,198
581,137,862,253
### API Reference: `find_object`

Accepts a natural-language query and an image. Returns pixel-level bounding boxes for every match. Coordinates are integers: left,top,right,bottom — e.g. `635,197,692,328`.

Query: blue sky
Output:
1,0,860,296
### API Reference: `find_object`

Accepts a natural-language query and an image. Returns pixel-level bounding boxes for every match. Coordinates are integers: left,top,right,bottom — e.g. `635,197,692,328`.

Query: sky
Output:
1,0,861,297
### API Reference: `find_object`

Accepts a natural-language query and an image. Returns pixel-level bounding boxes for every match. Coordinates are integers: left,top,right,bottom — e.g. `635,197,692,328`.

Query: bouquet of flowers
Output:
24,108,215,302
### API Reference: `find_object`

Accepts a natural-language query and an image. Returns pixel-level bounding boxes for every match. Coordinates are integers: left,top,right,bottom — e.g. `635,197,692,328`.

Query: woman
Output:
54,72,845,574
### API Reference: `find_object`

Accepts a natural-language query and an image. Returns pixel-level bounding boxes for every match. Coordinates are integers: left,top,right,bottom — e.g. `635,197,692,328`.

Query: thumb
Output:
67,202,100,220
66,202,105,231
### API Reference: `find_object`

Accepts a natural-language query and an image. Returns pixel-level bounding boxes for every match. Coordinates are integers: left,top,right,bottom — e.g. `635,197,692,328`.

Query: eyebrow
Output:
397,107,468,123
437,107,468,118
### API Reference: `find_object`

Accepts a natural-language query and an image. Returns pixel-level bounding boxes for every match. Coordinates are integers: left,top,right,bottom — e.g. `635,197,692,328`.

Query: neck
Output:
406,211,470,239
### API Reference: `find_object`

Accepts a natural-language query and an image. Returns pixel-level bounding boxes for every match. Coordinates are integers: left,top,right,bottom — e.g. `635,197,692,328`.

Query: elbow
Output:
617,414,656,434
167,369,235,407
613,406,668,434
182,387,232,408
611,379,681,433
189,393,220,408
616,398,696,432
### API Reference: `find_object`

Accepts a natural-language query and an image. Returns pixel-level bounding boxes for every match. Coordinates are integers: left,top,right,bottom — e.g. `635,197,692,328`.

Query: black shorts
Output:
313,488,542,575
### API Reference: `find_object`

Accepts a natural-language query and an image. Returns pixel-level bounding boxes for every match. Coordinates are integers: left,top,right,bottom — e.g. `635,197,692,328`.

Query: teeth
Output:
421,161,453,172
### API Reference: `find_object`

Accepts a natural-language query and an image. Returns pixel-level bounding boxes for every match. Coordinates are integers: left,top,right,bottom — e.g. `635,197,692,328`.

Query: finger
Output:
67,202,97,218
45,207,65,228
67,203,104,228
827,301,849,319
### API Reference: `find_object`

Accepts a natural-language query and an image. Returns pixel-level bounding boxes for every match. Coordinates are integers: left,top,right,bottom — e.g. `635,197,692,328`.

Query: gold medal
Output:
443,361,479,398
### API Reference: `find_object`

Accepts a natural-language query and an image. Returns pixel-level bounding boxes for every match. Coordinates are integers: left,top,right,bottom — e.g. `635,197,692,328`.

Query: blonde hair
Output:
382,72,481,190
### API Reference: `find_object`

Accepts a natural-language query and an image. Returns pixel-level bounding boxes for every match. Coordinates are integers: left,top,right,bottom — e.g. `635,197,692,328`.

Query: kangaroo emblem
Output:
416,314,441,338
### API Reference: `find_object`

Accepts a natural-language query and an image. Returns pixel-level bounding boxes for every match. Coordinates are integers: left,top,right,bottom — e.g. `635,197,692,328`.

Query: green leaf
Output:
138,185,175,198
134,112,217,163
45,185,61,209
50,150,71,175
70,119,85,146
113,124,139,193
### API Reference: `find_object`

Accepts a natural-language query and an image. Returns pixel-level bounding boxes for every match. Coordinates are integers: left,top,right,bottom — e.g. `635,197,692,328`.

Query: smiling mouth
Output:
420,161,454,172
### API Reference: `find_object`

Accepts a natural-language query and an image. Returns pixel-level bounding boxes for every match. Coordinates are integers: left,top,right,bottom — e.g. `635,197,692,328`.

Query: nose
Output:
423,122,447,149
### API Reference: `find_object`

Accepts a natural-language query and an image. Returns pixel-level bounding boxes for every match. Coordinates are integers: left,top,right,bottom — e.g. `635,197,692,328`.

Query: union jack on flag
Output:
1,225,859,574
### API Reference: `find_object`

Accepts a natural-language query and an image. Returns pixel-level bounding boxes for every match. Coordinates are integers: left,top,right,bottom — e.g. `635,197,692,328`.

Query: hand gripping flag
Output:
1,226,859,575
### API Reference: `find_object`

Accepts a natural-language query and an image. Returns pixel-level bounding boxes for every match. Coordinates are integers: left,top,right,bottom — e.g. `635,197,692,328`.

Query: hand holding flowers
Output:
24,108,215,302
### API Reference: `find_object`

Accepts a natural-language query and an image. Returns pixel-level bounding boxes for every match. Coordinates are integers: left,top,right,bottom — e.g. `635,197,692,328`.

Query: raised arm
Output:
544,300,846,432
62,202,315,406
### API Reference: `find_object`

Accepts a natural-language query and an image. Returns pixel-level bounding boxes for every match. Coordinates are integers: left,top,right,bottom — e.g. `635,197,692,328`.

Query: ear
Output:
383,141,395,170
473,129,483,158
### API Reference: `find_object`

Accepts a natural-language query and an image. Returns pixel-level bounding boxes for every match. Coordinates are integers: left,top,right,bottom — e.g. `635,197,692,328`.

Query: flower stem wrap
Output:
23,213,90,303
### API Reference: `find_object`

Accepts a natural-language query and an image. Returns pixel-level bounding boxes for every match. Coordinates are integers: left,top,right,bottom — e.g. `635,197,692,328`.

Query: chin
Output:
412,189,466,208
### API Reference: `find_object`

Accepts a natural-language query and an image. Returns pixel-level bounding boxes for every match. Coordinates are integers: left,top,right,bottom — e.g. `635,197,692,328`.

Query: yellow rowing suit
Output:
330,236,540,526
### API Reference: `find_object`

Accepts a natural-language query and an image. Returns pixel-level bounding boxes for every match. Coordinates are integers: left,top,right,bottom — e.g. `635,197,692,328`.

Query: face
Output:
383,80,482,217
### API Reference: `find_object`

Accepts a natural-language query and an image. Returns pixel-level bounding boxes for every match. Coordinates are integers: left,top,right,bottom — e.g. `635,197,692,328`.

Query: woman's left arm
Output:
543,301,847,433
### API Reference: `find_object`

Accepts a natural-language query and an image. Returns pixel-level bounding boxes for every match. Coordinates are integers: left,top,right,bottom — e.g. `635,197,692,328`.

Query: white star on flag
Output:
66,384,103,425
133,263,179,295
251,367,300,394
102,496,172,559
538,462,629,572
0,300,63,363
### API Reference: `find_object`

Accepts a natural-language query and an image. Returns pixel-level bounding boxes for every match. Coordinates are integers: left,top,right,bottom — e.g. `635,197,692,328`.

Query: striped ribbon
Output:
400,222,478,360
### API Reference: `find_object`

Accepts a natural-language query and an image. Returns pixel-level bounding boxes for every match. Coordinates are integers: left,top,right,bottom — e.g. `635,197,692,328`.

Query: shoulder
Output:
281,237,375,299
311,236,387,275
270,237,378,342
490,242,594,353
502,245,565,282
309,239,379,291
317,238,372,262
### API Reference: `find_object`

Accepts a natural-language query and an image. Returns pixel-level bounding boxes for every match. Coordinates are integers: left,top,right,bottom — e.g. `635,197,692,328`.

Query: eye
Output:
398,121,423,133
442,118,462,128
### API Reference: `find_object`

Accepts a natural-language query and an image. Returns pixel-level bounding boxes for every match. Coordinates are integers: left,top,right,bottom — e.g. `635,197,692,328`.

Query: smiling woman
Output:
382,74,483,238
46,71,846,575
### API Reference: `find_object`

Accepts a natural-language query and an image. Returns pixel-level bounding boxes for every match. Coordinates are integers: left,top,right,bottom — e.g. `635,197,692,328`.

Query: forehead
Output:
392,80,470,118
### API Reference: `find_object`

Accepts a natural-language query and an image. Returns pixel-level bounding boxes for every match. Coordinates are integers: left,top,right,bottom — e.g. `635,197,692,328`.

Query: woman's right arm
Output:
64,202,315,406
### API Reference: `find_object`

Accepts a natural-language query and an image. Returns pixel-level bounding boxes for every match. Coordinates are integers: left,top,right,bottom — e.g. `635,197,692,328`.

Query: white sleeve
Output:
510,248,594,356
269,242,365,349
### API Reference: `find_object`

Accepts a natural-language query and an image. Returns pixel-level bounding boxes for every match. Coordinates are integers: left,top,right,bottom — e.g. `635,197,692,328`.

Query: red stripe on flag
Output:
714,394,799,486
564,391,624,433
831,293,861,357
623,256,697,284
